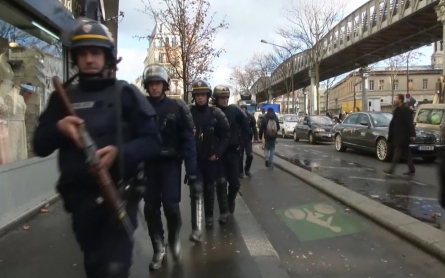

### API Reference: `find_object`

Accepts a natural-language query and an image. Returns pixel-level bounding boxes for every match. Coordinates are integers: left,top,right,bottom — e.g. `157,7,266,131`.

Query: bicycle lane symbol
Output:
278,203,367,241
285,203,341,232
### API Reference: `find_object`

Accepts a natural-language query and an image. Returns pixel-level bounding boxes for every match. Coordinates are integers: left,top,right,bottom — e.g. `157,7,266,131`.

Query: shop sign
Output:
59,0,83,18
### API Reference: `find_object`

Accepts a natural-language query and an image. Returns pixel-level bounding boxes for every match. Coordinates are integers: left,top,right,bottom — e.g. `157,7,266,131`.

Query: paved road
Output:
0,190,266,278
272,138,445,226
239,157,444,277
1,156,445,277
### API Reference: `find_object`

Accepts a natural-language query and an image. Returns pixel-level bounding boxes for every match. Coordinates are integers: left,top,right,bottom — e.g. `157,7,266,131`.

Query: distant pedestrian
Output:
258,109,265,140
261,108,280,169
384,94,416,175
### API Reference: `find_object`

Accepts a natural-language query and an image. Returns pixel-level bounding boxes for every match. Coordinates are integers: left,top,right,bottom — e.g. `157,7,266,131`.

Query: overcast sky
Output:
116,0,434,87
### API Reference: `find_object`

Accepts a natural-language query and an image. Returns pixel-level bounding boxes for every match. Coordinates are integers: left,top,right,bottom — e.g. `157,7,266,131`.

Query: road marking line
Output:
394,195,437,201
348,176,386,182
234,197,279,257
409,181,427,186
235,197,290,278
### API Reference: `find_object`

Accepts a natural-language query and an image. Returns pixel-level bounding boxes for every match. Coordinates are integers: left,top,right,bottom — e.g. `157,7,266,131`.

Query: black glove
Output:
187,175,197,186
183,175,189,185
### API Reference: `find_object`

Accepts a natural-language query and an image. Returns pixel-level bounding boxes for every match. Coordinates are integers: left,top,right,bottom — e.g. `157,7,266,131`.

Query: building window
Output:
172,37,177,47
408,79,414,90
423,79,428,90
158,53,164,64
165,37,170,46
358,84,362,91
393,79,399,90
157,39,163,47
369,80,374,91
0,1,64,164
379,79,384,90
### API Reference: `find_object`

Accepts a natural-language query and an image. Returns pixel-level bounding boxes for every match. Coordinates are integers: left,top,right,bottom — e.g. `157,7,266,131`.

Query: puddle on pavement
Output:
275,151,445,228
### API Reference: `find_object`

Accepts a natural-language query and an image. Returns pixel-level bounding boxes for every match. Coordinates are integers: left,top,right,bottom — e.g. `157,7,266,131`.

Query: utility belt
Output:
56,173,141,213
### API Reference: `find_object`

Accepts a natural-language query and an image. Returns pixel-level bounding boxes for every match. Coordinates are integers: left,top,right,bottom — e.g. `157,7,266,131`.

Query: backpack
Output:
266,118,277,137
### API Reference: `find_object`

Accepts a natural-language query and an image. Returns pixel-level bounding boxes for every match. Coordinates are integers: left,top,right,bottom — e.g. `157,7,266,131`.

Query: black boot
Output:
216,179,229,224
189,195,203,242
149,236,167,270
165,210,182,262
97,263,130,278
245,155,253,177
145,208,167,271
228,185,240,214
204,183,216,228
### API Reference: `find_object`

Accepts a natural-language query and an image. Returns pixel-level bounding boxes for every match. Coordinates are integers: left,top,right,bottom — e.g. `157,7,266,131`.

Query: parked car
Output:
414,103,445,132
293,115,335,144
332,112,445,162
278,114,299,138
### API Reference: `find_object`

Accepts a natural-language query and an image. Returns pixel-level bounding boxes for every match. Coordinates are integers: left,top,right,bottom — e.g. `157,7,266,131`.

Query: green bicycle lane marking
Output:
276,203,368,242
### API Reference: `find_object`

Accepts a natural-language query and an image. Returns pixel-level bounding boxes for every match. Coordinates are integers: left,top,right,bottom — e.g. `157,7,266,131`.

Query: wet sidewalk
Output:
0,186,265,278
239,153,445,277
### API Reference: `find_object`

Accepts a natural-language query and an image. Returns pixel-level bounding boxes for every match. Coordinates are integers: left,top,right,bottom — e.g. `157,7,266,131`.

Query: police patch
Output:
198,81,202,86
72,101,95,109
82,24,92,33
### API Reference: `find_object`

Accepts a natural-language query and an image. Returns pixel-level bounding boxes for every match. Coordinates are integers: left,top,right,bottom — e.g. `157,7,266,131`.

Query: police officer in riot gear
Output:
213,86,249,218
33,19,162,278
239,101,258,178
142,64,198,270
190,80,230,229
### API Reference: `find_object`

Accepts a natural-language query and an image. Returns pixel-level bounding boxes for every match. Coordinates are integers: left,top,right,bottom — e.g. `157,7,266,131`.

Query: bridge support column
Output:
359,67,370,112
309,68,317,114
435,1,445,103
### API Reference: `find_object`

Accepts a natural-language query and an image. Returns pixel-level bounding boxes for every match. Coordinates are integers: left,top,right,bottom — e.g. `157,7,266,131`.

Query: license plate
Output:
327,134,331,137
419,146,434,151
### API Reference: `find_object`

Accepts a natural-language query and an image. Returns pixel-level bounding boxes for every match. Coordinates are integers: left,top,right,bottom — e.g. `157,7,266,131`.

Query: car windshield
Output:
284,115,298,122
370,113,392,127
416,109,444,125
311,116,333,125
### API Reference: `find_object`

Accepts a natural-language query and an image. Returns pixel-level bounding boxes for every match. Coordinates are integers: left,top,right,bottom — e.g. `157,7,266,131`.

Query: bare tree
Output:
229,62,259,95
140,0,228,102
277,0,347,114
268,48,297,113
250,53,276,103
321,77,338,112
382,50,423,106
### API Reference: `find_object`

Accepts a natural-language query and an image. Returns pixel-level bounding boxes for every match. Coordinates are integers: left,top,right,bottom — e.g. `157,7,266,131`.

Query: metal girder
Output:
253,0,441,103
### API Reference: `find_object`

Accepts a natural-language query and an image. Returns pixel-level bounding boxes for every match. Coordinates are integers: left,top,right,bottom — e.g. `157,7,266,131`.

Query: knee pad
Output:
247,154,253,159
97,263,129,278
164,203,180,215
190,181,204,197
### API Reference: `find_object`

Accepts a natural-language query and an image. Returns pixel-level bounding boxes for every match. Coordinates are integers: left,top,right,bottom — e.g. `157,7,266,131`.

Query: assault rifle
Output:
52,76,134,241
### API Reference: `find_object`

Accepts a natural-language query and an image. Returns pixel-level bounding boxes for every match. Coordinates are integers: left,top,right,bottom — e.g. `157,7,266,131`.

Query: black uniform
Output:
34,79,161,277
212,86,249,217
239,111,258,177
190,79,230,228
141,64,198,270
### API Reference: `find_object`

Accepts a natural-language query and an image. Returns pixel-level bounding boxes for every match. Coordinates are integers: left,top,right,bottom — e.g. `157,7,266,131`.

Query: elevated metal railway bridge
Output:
251,0,445,112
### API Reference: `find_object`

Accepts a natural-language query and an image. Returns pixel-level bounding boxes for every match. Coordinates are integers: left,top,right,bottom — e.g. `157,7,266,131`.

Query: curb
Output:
252,146,445,262
0,194,60,238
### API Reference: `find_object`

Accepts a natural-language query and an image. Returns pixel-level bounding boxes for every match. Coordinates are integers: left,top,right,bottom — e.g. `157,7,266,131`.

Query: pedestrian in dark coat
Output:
384,94,416,175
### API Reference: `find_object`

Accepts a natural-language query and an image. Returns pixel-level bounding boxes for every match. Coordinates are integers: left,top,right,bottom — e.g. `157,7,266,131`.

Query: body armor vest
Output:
59,84,131,181
190,106,217,159
223,106,241,147
156,100,180,157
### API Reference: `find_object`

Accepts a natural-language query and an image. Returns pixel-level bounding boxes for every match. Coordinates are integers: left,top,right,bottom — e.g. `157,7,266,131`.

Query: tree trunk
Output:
286,93,290,113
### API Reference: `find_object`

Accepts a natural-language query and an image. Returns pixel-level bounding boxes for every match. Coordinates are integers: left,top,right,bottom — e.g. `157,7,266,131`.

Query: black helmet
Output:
212,85,230,98
239,101,248,108
68,18,116,66
191,80,212,95
142,64,170,90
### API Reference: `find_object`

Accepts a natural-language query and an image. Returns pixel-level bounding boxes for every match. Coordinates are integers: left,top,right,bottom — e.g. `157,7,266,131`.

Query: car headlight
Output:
314,128,324,132
436,136,445,143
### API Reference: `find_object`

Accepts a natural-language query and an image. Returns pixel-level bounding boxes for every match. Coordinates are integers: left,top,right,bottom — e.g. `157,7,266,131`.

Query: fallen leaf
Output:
40,208,49,213
22,225,30,230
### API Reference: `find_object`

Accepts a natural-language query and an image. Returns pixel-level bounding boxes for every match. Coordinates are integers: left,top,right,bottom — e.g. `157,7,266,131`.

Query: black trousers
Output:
389,144,415,172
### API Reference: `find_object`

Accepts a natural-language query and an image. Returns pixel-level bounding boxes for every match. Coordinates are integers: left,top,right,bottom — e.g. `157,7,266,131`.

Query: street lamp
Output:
261,39,295,113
